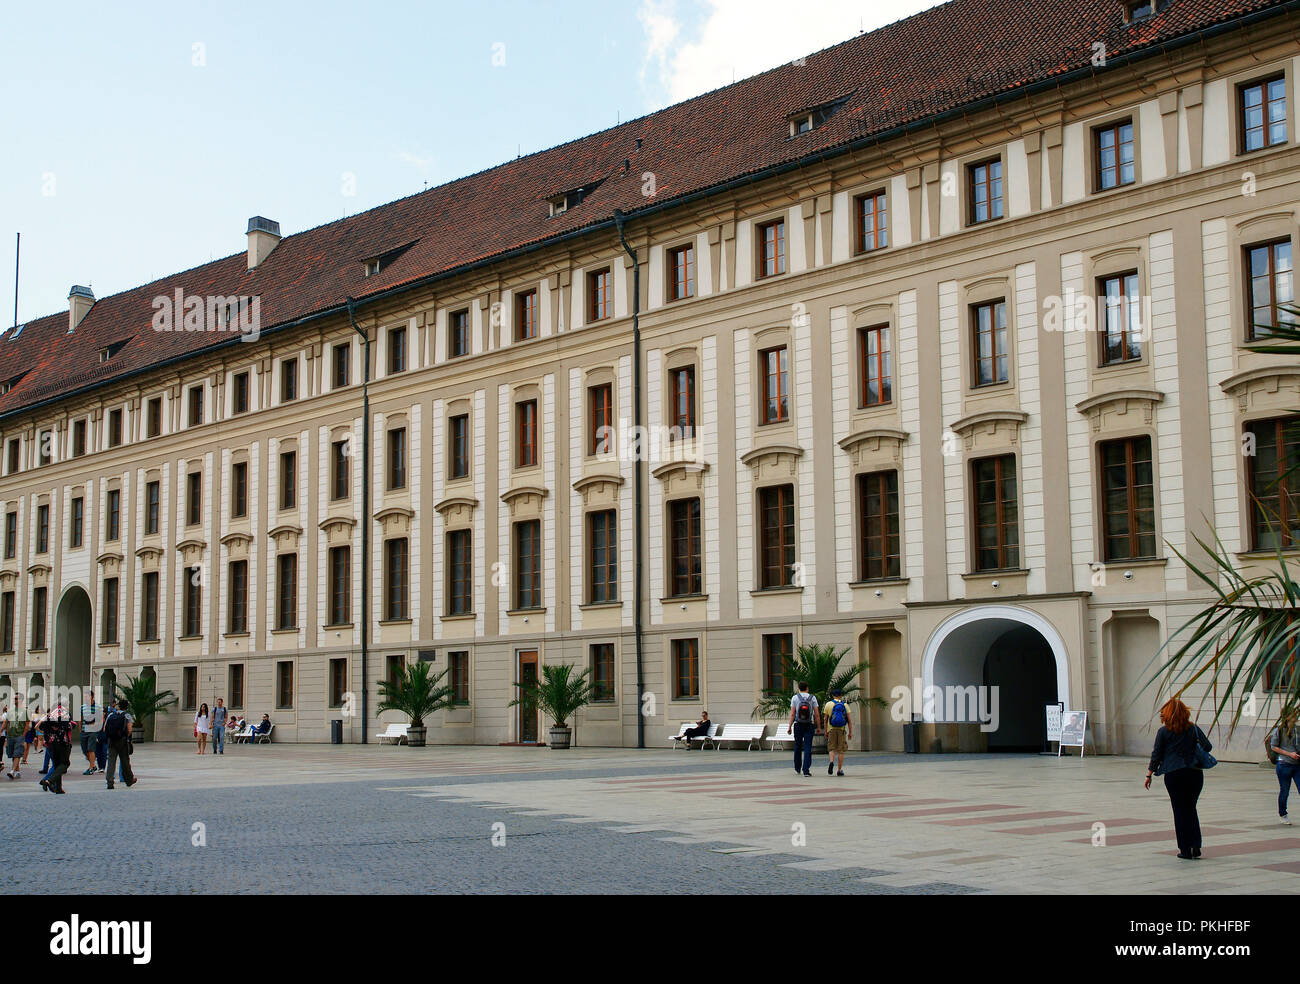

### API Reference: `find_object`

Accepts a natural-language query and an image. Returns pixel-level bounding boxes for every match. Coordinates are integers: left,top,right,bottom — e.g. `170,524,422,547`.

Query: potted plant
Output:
752,642,882,751
114,673,178,743
509,663,593,749
376,661,455,748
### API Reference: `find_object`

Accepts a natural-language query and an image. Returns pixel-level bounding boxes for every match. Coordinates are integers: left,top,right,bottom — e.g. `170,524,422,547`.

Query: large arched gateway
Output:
53,585,93,692
920,606,1071,752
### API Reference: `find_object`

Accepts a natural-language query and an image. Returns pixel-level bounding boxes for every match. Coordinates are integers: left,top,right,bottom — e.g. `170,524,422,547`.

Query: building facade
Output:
0,0,1296,756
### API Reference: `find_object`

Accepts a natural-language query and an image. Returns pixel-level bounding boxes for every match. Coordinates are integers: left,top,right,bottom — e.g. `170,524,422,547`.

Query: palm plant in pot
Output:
752,643,881,751
376,661,455,748
509,663,593,749
114,673,178,743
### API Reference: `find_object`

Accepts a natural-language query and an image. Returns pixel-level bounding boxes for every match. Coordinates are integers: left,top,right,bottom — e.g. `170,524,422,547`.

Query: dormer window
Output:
787,97,848,138
0,371,26,395
98,338,130,363
360,241,416,278
364,258,381,277
547,181,604,218
1125,0,1162,22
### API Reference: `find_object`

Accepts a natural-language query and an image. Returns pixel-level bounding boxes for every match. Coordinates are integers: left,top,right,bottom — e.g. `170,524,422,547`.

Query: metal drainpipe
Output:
612,210,645,749
346,297,371,744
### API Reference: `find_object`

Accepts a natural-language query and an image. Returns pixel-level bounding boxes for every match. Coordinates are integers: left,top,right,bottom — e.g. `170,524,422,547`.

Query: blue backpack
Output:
829,700,848,728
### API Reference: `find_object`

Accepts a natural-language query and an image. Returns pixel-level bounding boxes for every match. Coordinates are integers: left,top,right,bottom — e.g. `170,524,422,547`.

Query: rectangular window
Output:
328,658,347,708
668,243,696,301
387,428,407,490
145,482,159,535
858,470,901,581
0,592,12,653
186,472,201,526
36,503,49,553
6,439,18,474
1099,272,1143,364
38,431,50,466
972,455,1020,572
670,366,696,439
858,325,892,407
855,190,889,253
73,419,86,457
1246,415,1300,551
386,653,405,686
182,667,197,711
1094,119,1135,191
1246,239,1294,339
280,451,297,509
1240,74,1287,154
384,538,409,621
388,326,407,374
449,650,470,704
3,512,15,558
147,397,162,438
328,546,351,626
332,440,350,500
763,633,792,693
183,566,202,637
101,577,119,645
756,219,786,278
588,268,612,322
231,462,248,518
106,488,120,542
276,554,297,630
514,520,541,610
672,638,700,700
515,289,538,341
449,309,470,359
971,300,1009,386
758,484,796,589
760,346,789,424
228,560,248,634
449,414,470,480
141,571,159,641
589,384,613,455
188,386,204,427
233,371,250,414
280,359,298,402
669,498,702,597
276,661,294,709
588,509,618,604
516,400,538,468
590,643,616,702
70,496,83,548
1263,616,1298,692
333,343,351,388
968,158,1004,224
228,664,245,709
447,529,472,615
1100,436,1157,561
108,409,123,448
31,586,46,651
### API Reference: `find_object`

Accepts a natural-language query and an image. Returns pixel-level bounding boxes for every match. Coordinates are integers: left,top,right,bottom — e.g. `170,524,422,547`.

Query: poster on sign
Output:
1059,710,1088,757
1045,704,1063,743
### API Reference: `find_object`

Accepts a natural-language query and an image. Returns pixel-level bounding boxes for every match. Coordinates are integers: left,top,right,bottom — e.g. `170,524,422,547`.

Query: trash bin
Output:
903,720,919,754
330,719,343,745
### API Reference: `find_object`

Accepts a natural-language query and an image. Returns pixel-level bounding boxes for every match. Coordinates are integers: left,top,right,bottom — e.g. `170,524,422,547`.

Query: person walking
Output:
1144,697,1214,859
194,703,210,755
104,699,136,790
3,696,24,780
824,689,853,776
1269,709,1300,824
79,689,101,775
39,704,75,794
788,681,820,778
21,707,38,767
211,698,228,756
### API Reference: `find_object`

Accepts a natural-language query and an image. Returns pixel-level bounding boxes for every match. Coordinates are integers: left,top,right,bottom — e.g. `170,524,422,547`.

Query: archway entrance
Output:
54,585,93,691
921,606,1069,752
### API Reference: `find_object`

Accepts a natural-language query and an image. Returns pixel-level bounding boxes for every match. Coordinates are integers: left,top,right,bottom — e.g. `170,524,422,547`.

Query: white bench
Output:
378,723,409,745
712,723,768,751
250,724,274,744
767,722,795,749
228,724,253,744
669,721,718,749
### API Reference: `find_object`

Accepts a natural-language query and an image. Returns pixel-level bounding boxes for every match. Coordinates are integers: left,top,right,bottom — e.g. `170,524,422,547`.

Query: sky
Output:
0,0,943,324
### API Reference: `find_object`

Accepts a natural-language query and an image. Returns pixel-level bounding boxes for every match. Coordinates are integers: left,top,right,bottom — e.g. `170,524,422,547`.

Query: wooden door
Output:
518,650,539,743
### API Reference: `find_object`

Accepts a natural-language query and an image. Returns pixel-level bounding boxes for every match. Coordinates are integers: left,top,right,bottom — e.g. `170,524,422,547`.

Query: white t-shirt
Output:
790,692,818,723
194,712,210,735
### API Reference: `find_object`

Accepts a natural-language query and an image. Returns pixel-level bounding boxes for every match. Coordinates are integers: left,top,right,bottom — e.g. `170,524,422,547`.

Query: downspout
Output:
346,297,371,744
612,210,645,749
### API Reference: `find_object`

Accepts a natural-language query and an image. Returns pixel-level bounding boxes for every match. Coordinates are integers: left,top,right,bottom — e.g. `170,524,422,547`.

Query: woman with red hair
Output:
1144,698,1214,859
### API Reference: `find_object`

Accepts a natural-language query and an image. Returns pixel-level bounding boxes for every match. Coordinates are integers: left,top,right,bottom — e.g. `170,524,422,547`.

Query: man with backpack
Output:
38,703,75,794
104,699,137,790
825,688,853,776
788,681,820,777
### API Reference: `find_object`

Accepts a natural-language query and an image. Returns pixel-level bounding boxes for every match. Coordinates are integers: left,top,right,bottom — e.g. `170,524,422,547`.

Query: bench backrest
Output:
723,724,766,739
770,723,794,739
675,722,693,737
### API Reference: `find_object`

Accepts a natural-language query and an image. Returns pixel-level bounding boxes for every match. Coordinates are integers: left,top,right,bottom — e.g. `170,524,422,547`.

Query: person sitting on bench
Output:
681,711,710,748
250,714,272,741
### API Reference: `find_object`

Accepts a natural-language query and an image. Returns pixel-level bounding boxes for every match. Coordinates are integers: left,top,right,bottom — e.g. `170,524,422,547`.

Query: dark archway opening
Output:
982,624,1058,751
54,586,93,691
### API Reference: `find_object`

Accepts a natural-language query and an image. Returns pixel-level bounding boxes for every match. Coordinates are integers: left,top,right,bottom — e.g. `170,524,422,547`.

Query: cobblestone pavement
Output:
1,742,1294,893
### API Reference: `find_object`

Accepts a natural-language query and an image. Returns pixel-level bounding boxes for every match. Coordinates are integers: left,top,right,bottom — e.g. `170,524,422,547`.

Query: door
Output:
518,650,539,743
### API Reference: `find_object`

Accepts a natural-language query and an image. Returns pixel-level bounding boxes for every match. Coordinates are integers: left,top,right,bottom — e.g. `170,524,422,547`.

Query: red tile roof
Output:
1,0,1287,419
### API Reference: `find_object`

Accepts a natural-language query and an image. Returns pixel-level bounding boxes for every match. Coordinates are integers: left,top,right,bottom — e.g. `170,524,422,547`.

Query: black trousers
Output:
106,738,134,787
1163,767,1204,855
47,742,72,791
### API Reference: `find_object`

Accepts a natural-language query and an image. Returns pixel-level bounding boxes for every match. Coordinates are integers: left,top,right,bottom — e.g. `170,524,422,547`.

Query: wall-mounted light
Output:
991,580,1000,589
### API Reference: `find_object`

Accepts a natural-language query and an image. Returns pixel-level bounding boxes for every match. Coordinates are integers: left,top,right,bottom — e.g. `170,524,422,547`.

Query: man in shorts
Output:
824,688,853,777
3,695,25,779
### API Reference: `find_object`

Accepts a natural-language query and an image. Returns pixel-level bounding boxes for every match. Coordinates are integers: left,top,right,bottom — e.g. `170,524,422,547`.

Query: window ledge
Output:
137,638,160,644
223,632,251,639
1101,557,1166,569
750,586,804,596
579,601,623,611
961,568,1030,580
96,642,120,649
25,647,45,655
323,623,354,630
440,612,476,622
849,577,911,588
660,593,709,604
270,627,298,635
506,607,547,617
379,618,412,626
179,634,202,642
1236,548,1300,560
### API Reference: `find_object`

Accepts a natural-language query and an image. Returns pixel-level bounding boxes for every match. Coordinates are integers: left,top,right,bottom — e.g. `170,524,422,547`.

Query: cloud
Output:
639,0,947,106
396,150,435,171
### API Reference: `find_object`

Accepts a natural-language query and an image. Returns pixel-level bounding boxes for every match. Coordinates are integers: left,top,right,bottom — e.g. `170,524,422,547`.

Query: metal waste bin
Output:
330,719,343,744
903,720,919,754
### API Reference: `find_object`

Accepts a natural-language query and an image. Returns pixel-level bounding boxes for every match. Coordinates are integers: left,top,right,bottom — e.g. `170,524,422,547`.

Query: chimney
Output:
246,216,281,270
68,285,94,333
